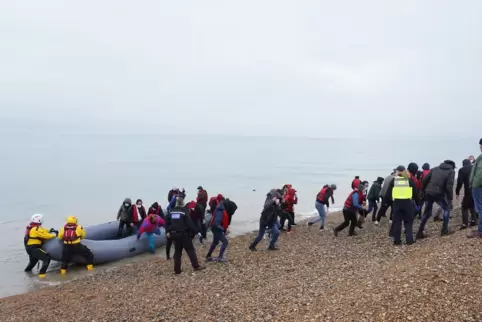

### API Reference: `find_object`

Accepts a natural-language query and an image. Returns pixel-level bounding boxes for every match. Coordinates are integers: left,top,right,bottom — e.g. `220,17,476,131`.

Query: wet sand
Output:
1,207,481,322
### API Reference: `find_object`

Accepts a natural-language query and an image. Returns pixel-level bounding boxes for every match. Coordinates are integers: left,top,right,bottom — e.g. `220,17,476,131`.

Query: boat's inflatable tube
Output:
43,221,167,265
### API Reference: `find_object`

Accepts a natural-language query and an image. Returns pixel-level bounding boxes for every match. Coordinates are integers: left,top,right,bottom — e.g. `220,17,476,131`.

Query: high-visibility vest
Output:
392,177,412,199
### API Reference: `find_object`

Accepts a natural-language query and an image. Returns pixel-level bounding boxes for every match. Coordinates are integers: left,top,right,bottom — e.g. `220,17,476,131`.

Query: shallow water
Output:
0,131,476,298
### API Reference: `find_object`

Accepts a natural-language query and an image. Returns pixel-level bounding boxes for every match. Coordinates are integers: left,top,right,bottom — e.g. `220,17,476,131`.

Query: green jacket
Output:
469,154,482,188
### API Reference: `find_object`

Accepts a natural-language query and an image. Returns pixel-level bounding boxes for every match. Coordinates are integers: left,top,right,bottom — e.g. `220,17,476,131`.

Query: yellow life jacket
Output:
392,176,412,199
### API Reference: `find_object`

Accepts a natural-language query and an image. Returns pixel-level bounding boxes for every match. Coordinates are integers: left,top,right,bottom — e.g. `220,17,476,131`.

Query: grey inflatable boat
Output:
42,221,167,265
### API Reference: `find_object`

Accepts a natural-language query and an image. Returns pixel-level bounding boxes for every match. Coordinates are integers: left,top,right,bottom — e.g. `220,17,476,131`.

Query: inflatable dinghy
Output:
43,221,167,265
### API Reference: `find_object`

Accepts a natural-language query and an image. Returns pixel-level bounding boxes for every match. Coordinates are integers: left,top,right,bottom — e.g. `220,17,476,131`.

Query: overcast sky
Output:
1,1,481,138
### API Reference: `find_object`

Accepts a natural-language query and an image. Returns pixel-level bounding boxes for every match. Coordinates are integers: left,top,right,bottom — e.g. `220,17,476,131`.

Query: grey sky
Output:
1,1,481,138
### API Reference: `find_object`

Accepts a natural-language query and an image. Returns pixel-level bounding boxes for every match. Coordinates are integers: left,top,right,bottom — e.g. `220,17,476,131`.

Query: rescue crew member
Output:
334,183,366,237
206,200,231,262
309,184,337,230
58,216,94,274
24,214,57,278
196,186,208,212
164,195,205,274
386,166,420,246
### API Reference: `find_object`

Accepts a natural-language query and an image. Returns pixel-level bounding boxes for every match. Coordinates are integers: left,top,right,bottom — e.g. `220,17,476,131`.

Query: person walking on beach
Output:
280,188,297,232
308,184,337,231
456,159,478,230
24,214,57,278
367,177,383,222
386,166,419,245
417,160,456,238
187,200,206,244
206,200,231,262
334,183,366,237
164,195,205,274
249,191,282,251
59,216,94,274
468,138,482,238
375,170,396,225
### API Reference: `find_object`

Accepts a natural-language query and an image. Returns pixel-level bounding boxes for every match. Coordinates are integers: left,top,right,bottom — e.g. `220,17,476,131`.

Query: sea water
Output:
0,131,476,297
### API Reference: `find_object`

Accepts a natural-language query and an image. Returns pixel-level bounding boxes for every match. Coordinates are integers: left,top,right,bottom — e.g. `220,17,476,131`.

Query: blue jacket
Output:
210,202,226,232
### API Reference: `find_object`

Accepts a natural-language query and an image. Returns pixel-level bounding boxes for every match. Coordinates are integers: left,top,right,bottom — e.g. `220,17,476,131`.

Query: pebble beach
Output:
1,207,481,322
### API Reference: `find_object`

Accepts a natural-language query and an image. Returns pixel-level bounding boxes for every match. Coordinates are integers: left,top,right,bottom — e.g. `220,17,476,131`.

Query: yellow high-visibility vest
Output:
392,176,412,199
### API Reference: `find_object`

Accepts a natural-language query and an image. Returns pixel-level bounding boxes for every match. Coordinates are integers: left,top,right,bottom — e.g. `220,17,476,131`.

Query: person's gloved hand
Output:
414,205,420,212
49,228,59,236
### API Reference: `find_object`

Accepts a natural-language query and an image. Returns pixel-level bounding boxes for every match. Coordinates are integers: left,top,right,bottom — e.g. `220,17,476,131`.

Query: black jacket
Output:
386,176,420,203
165,206,198,234
260,200,280,226
456,159,473,197
422,162,455,201
223,199,238,225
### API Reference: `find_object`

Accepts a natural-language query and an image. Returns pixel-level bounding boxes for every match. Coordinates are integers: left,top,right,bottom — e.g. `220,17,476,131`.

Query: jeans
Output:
473,187,482,233
250,220,279,249
418,195,450,233
367,199,378,221
311,201,327,227
207,230,228,259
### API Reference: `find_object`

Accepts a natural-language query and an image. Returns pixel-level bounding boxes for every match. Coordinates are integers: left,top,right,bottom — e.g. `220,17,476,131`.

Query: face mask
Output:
137,204,142,208
124,203,130,207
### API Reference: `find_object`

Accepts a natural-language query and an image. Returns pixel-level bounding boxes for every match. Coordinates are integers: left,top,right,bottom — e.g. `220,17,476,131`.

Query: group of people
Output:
24,186,239,276
23,138,482,276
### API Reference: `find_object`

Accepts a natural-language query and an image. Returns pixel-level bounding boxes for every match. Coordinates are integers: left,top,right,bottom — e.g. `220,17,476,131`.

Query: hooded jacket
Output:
117,198,133,222
367,179,383,201
137,215,165,238
422,161,456,201
379,174,395,199
260,199,280,227
456,159,473,197
469,154,482,188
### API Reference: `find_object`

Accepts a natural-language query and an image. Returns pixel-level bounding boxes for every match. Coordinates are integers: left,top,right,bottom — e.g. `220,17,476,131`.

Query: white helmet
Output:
31,214,43,224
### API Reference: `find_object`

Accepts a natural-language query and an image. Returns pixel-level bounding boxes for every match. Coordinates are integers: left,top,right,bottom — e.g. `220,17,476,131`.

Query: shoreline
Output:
1,207,481,321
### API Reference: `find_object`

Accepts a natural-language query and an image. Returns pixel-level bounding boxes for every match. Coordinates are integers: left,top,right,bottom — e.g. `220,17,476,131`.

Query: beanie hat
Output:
422,163,430,170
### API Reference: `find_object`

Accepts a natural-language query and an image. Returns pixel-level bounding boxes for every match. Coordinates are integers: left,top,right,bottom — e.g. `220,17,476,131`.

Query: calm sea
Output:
0,131,476,297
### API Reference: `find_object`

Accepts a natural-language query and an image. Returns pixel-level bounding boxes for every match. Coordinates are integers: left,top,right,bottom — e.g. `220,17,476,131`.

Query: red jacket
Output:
420,169,430,181
344,190,364,209
197,189,208,206
410,173,422,190
283,188,297,212
351,179,361,190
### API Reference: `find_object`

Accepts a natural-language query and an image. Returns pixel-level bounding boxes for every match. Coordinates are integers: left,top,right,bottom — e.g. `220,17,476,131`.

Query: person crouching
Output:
137,213,165,253
59,216,94,274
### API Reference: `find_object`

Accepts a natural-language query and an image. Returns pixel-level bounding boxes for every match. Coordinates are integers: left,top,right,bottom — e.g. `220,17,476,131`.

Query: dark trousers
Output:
117,220,133,237
368,199,378,221
418,195,450,234
166,237,173,259
376,201,393,222
172,232,200,274
462,207,478,226
279,211,294,230
61,243,94,269
391,199,414,245
335,208,357,235
25,246,51,274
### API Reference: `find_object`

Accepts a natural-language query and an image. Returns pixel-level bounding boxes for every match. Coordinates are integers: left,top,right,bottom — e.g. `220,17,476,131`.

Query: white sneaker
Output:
389,220,392,224
374,221,379,226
